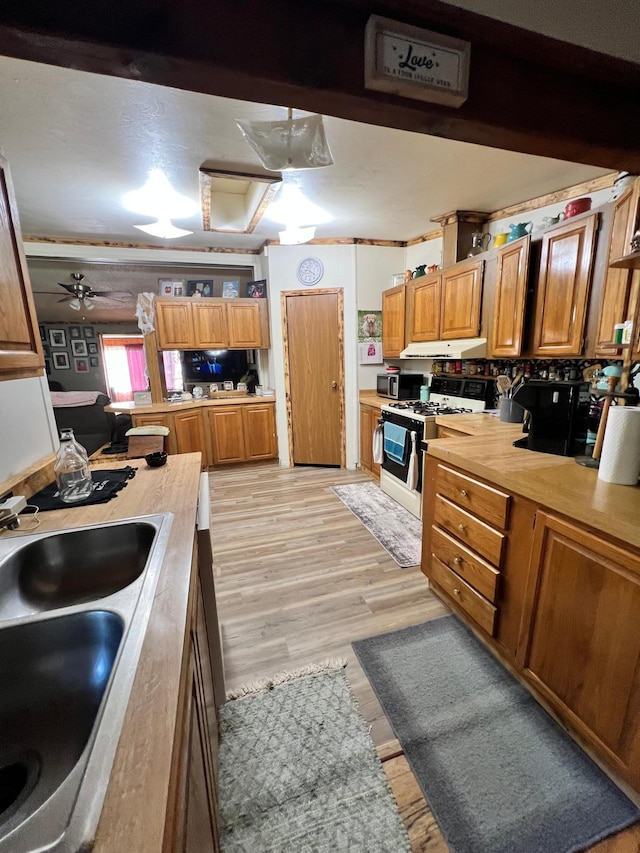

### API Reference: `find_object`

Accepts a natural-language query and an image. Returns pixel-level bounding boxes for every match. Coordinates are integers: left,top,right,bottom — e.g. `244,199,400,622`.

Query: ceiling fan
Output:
34,273,134,311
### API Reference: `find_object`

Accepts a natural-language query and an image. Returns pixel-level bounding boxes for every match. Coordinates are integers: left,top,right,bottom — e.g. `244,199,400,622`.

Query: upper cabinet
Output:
530,214,598,357
381,284,406,357
0,153,44,379
155,298,270,350
490,237,531,358
406,274,440,342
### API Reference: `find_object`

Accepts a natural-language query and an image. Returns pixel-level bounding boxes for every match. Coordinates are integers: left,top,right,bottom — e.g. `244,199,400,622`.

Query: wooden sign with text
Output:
365,15,470,108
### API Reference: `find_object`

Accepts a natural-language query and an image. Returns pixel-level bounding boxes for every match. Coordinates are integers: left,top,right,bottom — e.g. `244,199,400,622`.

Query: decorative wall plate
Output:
296,257,324,286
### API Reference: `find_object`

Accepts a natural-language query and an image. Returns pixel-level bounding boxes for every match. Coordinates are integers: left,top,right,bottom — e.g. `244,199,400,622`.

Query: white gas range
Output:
378,376,495,519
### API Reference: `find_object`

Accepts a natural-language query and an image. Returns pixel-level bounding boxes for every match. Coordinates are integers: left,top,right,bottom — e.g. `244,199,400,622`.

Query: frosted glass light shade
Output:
278,226,316,245
264,182,332,227
236,114,334,171
134,218,194,239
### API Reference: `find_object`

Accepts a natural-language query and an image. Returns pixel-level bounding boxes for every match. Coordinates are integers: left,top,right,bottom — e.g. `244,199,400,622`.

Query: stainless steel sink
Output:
0,513,172,853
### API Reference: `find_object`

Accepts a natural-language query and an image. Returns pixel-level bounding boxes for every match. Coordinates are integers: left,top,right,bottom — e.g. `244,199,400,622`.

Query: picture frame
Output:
53,352,70,370
158,278,185,297
71,339,88,357
247,279,266,298
74,358,89,373
89,356,100,368
38,324,46,342
187,279,213,298
69,326,82,339
83,326,95,339
49,328,67,348
87,342,98,354
222,280,239,298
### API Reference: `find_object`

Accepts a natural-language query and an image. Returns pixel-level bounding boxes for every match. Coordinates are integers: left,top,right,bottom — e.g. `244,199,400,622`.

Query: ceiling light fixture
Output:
124,169,197,219
264,177,332,228
236,109,334,172
133,218,194,239
278,226,317,245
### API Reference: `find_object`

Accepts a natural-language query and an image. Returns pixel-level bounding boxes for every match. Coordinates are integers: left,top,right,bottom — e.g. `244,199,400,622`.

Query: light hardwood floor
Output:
210,462,640,853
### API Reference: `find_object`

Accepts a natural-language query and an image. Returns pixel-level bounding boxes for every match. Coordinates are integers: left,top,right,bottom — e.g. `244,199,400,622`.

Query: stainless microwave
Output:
376,373,423,399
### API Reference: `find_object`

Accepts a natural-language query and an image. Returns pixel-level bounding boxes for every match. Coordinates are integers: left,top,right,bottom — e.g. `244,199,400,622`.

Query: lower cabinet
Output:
174,410,207,457
359,403,381,479
132,413,178,455
207,403,277,465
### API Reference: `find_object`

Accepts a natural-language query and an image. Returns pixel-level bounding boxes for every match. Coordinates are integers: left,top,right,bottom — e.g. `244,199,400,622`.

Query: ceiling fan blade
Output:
57,296,73,303
57,282,77,294
92,290,134,298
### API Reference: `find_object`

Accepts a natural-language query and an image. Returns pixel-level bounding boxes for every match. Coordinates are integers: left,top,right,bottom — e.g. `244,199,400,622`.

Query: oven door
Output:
381,411,425,492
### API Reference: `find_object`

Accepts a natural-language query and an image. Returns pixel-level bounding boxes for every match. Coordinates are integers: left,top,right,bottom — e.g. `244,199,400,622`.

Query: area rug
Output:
331,482,421,567
353,615,640,853
218,661,411,853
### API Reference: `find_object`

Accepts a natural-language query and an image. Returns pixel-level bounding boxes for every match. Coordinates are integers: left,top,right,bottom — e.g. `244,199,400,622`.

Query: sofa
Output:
50,389,131,455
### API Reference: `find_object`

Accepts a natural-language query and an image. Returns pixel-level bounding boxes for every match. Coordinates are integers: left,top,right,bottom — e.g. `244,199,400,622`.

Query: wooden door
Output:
206,407,246,464
193,303,228,348
0,153,44,378
381,284,406,356
530,214,597,356
518,512,640,776
407,275,440,342
173,410,206,464
156,301,195,349
491,237,530,357
284,290,343,467
440,260,483,340
242,403,277,460
226,302,262,347
595,187,634,355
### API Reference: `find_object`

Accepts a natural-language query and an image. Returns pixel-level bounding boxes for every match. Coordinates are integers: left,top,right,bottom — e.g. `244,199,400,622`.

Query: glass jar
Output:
54,429,93,503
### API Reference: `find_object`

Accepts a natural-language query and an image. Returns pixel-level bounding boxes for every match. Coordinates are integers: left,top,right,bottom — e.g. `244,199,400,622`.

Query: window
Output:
101,335,147,402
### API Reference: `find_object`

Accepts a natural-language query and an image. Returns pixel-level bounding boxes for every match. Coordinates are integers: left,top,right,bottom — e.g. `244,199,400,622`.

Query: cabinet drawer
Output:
434,495,505,566
430,556,496,636
436,464,510,528
431,525,499,602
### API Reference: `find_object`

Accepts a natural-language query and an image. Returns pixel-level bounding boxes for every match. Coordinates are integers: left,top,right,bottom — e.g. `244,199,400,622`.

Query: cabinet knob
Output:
458,524,466,532
453,588,461,596
453,556,462,565
460,489,468,497
331,380,337,389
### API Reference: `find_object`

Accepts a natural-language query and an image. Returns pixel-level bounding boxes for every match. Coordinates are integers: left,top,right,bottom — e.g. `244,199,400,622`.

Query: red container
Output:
564,197,592,219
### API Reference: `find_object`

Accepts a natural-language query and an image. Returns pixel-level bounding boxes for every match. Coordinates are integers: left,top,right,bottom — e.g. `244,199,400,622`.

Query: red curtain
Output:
102,336,147,402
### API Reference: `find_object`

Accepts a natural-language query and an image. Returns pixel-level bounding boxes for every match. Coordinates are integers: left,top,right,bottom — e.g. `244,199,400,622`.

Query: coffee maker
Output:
511,379,590,456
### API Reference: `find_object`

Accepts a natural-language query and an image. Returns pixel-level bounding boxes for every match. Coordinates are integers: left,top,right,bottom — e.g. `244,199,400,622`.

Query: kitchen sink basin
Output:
0,611,123,838
0,521,156,615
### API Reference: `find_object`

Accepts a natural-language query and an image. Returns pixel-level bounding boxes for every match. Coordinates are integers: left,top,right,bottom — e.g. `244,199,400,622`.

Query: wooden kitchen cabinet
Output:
490,236,531,358
381,284,406,357
530,214,598,357
0,153,45,379
206,403,277,465
359,403,381,479
406,274,440,342
440,259,484,340
174,410,207,460
518,512,640,787
243,403,278,460
132,413,178,455
155,298,270,350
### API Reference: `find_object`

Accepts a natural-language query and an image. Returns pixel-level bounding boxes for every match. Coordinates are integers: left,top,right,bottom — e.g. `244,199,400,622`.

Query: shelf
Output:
609,251,640,270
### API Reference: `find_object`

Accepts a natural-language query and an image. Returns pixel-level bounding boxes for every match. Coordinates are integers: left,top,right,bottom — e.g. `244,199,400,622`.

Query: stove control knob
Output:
459,489,468,497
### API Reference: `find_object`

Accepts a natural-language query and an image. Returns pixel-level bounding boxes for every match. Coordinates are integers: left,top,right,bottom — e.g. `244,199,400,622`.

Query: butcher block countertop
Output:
2,453,203,852
423,413,640,551
359,391,393,408
107,394,275,415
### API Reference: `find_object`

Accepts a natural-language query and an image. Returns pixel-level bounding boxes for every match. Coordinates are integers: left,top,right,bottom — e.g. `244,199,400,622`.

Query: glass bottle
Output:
54,428,93,503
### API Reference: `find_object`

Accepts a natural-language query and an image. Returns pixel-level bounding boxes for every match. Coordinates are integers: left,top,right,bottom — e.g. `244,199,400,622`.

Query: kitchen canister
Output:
597,406,640,485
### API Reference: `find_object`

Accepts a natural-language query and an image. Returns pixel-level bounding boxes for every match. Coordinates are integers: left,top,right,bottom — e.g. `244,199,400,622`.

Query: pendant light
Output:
236,108,334,172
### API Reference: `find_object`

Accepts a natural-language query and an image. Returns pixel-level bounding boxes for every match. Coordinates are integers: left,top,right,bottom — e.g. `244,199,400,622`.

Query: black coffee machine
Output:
511,379,590,456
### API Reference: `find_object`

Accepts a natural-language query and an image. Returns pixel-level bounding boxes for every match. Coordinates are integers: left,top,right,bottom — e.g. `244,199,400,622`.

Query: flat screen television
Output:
181,350,249,385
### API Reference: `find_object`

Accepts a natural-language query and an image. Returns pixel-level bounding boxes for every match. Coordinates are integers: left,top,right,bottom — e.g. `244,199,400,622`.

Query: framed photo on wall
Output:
187,279,213,297
83,326,95,339
71,339,88,357
69,326,82,339
53,352,70,370
87,342,98,354
89,356,99,367
74,358,89,373
49,328,67,348
222,280,239,298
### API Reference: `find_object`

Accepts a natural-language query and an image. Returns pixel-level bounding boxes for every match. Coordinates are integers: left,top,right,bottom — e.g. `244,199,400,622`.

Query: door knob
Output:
331,380,337,389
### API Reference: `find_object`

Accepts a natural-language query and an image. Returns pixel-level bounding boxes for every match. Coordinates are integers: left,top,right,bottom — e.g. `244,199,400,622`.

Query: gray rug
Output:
218,662,411,852
353,615,640,853
331,482,422,567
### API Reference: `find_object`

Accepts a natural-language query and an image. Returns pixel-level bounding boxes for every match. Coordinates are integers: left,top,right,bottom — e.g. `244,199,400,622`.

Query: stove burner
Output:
388,401,473,416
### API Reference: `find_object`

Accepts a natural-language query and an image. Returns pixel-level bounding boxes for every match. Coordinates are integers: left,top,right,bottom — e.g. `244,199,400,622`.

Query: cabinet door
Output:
132,413,177,455
156,302,195,349
408,275,440,341
490,237,530,358
519,512,640,773
207,407,246,464
193,303,228,348
0,154,44,377
530,214,597,356
226,302,263,347
440,260,483,340
381,285,406,357
595,188,634,356
242,403,277,460
359,404,380,476
173,410,207,465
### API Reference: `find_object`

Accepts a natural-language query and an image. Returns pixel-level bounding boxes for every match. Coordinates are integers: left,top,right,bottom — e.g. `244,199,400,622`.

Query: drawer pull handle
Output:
460,489,468,497
453,587,461,596
453,556,462,565
458,524,466,532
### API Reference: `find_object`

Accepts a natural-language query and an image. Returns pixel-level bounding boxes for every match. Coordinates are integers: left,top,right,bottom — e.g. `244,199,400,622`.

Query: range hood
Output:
400,338,487,359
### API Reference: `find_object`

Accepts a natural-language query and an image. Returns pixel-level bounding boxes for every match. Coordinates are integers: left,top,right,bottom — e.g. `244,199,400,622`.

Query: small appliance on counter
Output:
376,372,423,400
511,379,590,456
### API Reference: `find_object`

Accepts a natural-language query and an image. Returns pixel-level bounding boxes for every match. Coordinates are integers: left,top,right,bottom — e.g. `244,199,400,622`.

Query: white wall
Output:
0,375,58,485
405,238,443,273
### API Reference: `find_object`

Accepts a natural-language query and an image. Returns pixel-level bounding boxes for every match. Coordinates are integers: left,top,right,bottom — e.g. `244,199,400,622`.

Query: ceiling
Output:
0,53,612,321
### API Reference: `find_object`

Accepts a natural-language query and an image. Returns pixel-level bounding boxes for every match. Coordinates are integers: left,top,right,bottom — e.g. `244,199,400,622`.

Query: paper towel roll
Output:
598,406,640,485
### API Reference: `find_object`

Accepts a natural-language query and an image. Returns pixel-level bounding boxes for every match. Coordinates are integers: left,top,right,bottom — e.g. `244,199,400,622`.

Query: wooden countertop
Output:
107,394,275,415
359,391,393,408
424,413,640,551
2,453,203,852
